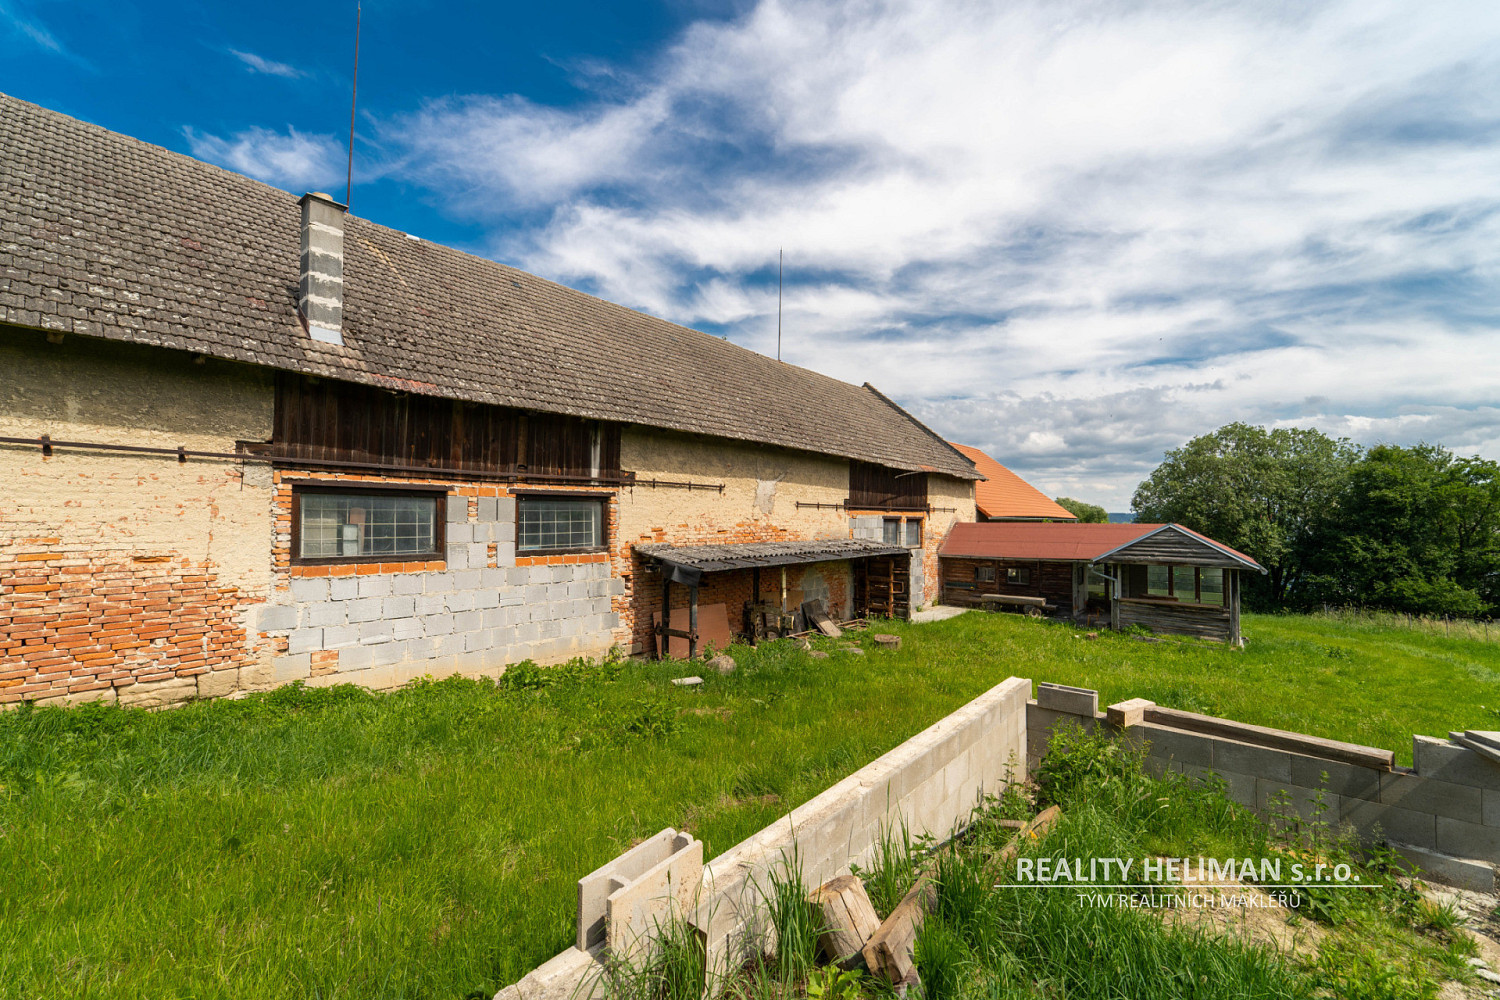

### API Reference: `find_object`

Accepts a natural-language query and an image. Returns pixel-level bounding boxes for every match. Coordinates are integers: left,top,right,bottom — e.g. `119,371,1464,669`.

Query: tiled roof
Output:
939,522,1264,570
0,93,978,479
948,443,1076,519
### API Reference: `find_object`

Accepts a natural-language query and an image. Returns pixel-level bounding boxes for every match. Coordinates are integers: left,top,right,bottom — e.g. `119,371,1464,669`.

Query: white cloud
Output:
379,0,1500,508
229,49,305,79
184,125,345,193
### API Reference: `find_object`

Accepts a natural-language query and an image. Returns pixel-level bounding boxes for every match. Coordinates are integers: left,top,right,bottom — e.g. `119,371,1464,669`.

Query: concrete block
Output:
1106,698,1154,728
507,567,529,586
1189,767,1256,807
454,569,483,591
289,578,328,603
306,602,347,628
446,545,469,570
257,604,299,632
322,623,360,648
424,572,456,594
1437,817,1500,861
286,628,324,654
383,595,416,618
357,575,393,599
329,577,358,601
346,597,383,623
1413,735,1500,791
392,617,425,641
1290,756,1382,802
445,592,477,613
453,610,484,633
339,644,376,670
1136,724,1213,768
372,641,409,667
1211,739,1292,784
524,584,548,605
1386,842,1498,893
578,829,697,951
480,568,507,589
446,495,467,523
392,573,425,595
1036,682,1098,717
482,608,507,629
424,613,456,637
477,497,499,522
447,522,473,544
609,578,626,597
436,633,464,656
273,653,311,682
497,497,516,520
474,589,500,610
495,522,516,544
1026,703,1098,736
465,631,494,652
416,594,446,616
360,620,394,644
1256,779,1340,824
468,542,488,566
1341,798,1437,849
1380,772,1482,824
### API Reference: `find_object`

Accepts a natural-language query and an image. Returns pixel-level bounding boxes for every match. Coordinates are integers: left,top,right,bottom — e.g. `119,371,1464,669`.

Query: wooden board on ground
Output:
801,599,842,637
861,874,937,983
651,603,731,659
809,874,881,966
1142,706,1395,771
988,805,1061,873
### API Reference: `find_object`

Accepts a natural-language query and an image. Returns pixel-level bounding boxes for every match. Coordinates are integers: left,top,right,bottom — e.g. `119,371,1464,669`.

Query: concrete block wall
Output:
497,674,1031,1000
262,487,622,689
1027,688,1500,893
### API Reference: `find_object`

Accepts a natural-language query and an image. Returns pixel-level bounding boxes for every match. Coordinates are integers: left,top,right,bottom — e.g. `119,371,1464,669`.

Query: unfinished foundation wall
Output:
1027,684,1500,893
498,674,1031,1000
0,329,278,706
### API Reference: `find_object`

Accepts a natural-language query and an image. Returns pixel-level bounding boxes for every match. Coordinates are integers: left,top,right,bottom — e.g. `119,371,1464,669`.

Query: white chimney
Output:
298,192,346,345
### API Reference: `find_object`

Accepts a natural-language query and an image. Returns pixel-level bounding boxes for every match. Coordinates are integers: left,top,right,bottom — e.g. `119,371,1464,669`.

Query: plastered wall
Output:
0,329,277,705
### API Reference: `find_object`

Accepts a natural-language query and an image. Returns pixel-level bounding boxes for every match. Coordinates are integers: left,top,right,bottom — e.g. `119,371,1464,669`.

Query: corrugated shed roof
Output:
636,538,908,572
948,443,1076,520
0,93,978,479
939,521,1263,570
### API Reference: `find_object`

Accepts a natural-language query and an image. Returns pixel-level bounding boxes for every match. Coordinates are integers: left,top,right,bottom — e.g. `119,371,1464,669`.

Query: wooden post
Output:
1228,569,1241,646
750,566,761,646
688,585,699,660
658,572,671,661
1108,564,1119,631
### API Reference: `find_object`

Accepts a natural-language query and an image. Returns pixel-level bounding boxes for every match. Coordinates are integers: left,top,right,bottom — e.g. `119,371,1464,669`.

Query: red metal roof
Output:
939,521,1263,570
948,443,1077,520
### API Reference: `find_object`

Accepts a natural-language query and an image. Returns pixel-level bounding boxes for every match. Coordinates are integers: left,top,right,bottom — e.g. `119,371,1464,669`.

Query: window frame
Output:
975,565,997,584
514,490,610,556
1006,566,1032,586
289,481,448,566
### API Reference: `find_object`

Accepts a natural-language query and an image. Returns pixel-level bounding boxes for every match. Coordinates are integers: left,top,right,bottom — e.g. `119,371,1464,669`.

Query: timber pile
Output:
805,806,1062,991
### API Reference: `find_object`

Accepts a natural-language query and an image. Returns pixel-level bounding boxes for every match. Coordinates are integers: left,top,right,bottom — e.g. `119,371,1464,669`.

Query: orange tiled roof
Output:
948,443,1078,521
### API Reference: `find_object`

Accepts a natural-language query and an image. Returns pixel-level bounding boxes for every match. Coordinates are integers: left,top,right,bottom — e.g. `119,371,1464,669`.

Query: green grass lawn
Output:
2,611,1496,999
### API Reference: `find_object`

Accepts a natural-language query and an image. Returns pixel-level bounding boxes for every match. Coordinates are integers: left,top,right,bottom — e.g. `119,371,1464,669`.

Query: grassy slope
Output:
1,612,1495,998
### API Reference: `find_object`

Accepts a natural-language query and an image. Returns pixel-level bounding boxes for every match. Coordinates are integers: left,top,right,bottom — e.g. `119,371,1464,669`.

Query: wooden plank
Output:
802,599,842,637
860,873,936,983
809,875,881,966
1142,707,1394,770
988,805,1061,873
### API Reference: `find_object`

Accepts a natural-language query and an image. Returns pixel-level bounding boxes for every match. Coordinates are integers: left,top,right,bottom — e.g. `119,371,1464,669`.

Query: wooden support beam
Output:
658,573,670,661
688,585,699,660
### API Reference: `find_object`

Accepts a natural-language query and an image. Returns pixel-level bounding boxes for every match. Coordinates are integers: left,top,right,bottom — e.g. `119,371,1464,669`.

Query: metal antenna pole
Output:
345,2,361,207
777,247,783,361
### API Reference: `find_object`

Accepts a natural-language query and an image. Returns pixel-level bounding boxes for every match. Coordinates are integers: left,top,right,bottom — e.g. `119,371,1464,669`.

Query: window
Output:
1200,567,1225,606
1088,569,1109,600
518,496,605,552
295,489,441,562
1147,564,1171,597
1173,565,1197,601
975,565,997,583
1006,567,1031,586
904,519,923,547
883,518,902,545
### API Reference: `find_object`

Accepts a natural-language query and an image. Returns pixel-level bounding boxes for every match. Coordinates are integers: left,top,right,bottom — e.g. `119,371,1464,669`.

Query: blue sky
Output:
5,0,1500,508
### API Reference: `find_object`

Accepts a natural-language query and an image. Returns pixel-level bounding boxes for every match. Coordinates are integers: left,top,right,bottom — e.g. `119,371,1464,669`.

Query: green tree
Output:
1307,445,1499,615
1131,423,1360,605
1054,497,1109,523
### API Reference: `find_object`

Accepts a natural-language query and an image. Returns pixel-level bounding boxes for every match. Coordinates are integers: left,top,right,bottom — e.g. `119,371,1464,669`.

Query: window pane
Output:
299,493,437,559
1200,567,1225,605
519,499,602,551
1088,570,1108,599
1174,565,1197,600
904,519,922,547
1147,564,1171,597
1006,567,1031,585
883,519,901,545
